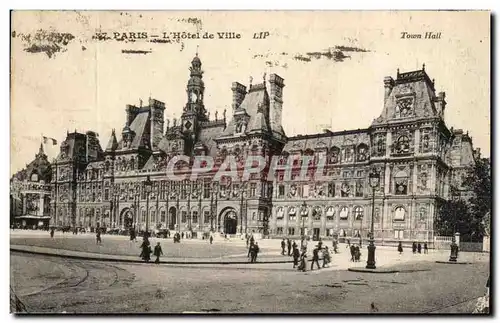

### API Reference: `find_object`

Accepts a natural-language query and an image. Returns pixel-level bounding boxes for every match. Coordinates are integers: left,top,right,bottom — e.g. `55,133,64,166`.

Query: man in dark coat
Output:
154,242,163,263
424,242,428,254
292,240,297,251
287,239,292,256
50,228,54,238
209,235,213,244
96,230,102,244
417,242,422,254
250,243,259,263
292,245,300,268
281,239,286,255
311,246,321,270
140,236,151,262
398,241,403,255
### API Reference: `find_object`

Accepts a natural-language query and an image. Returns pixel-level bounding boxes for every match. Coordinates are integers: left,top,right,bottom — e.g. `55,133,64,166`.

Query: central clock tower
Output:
181,53,208,155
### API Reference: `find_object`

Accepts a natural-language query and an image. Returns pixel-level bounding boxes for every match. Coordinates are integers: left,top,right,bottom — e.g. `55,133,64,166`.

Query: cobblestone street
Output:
10,231,490,313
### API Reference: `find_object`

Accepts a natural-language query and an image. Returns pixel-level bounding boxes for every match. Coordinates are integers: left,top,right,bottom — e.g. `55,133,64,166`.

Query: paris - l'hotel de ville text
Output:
17,53,480,241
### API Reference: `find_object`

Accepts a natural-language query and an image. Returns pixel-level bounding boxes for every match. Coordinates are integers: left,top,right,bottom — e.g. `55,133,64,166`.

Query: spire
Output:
38,143,44,155
422,63,426,71
106,129,119,152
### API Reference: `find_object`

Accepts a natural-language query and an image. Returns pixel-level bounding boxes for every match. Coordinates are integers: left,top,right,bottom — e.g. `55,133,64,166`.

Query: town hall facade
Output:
11,54,480,243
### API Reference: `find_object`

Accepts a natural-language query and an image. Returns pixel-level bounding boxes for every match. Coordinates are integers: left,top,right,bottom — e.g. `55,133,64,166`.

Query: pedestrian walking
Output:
424,242,428,254
292,246,300,268
287,239,292,256
322,246,331,268
140,236,152,262
333,240,339,254
249,242,259,263
154,242,163,264
281,239,286,255
298,247,307,272
50,228,54,238
417,242,422,254
398,241,403,255
412,241,417,254
181,232,185,239
96,230,102,244
311,246,321,270
209,235,213,244
350,244,356,262
292,240,297,252
354,245,361,262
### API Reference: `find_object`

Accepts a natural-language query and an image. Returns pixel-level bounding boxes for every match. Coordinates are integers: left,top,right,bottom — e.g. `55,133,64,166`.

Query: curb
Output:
10,247,297,265
347,267,399,273
435,260,473,265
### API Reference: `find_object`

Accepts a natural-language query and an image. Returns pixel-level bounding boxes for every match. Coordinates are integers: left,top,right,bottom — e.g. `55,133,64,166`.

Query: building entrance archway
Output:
218,207,238,235
168,207,177,230
120,208,134,229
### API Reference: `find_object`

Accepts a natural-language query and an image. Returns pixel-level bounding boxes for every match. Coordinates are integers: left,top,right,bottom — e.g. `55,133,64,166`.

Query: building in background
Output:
10,144,52,229
10,55,481,242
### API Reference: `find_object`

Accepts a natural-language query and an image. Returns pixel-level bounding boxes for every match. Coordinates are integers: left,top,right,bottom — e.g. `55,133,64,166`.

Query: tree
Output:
463,158,491,239
435,199,472,238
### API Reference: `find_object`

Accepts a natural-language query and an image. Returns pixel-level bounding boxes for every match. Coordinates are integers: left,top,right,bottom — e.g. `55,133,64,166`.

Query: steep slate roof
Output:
118,110,150,150
105,130,119,151
199,123,225,157
14,144,52,182
372,68,439,126
220,83,271,137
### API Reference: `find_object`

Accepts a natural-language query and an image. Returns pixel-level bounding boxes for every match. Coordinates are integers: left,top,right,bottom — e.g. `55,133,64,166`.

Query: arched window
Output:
357,144,369,162
353,206,363,220
329,147,340,164
30,172,39,182
396,135,410,153
394,206,405,221
312,206,322,220
276,207,284,219
339,206,348,220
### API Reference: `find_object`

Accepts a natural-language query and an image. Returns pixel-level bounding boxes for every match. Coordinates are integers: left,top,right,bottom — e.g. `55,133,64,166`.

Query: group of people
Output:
282,238,333,272
397,241,429,255
139,236,164,263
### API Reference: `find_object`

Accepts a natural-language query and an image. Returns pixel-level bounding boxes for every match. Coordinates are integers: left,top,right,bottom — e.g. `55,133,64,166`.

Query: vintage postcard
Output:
10,10,491,314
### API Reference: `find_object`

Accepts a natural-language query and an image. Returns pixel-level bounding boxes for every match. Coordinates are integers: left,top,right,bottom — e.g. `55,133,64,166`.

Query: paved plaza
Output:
10,230,490,313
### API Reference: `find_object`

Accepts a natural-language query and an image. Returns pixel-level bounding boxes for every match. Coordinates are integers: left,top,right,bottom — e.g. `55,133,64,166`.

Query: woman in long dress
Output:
140,236,151,262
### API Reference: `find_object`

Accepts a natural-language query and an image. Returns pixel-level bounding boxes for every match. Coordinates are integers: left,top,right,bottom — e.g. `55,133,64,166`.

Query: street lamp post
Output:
449,189,459,262
366,169,380,269
301,201,307,239
144,175,153,237
239,183,247,235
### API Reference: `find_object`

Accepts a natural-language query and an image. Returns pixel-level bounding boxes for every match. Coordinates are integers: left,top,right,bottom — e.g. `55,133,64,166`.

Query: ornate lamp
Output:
144,175,153,235
366,169,380,269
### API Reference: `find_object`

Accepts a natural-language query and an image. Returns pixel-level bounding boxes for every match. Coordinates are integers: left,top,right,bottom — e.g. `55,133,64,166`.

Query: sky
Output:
10,11,490,175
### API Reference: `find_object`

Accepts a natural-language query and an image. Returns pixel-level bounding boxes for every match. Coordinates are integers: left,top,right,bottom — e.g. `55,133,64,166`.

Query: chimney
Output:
149,98,165,150
474,148,481,160
231,82,247,111
269,73,285,136
126,104,140,127
435,92,447,117
384,76,394,105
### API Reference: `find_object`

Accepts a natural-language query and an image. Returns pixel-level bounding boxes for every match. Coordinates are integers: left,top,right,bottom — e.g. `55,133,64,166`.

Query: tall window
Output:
278,185,285,198
355,182,364,197
203,181,211,198
394,206,405,221
328,182,335,197
181,211,187,223
288,227,295,236
192,211,198,224
339,206,348,220
151,211,156,224
141,210,146,222
161,210,166,223
353,206,363,220
250,183,257,197
204,211,210,223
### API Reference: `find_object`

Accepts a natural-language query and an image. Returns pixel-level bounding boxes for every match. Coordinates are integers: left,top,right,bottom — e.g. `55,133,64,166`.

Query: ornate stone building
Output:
10,144,52,228
11,55,480,242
